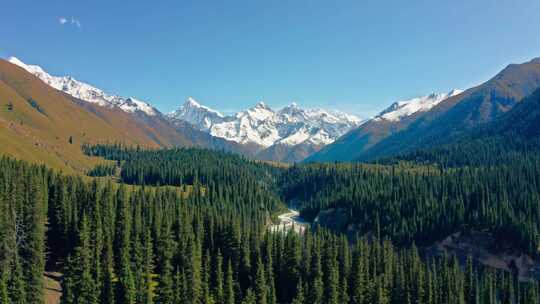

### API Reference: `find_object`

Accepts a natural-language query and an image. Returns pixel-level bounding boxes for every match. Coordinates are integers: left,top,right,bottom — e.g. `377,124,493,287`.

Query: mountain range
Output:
167,97,362,162
1,56,365,164
307,57,540,162
0,57,256,172
3,55,540,169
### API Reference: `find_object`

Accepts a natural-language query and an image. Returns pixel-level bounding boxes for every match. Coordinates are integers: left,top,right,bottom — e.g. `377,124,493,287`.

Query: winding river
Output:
269,209,309,233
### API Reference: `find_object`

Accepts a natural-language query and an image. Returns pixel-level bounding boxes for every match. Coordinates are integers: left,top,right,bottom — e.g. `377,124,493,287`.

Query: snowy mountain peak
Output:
7,56,27,69
253,101,272,111
5,56,157,116
179,97,224,116
167,99,362,148
447,89,463,96
280,102,302,113
166,97,224,130
375,89,462,122
289,102,298,108
8,56,51,79
186,96,201,107
256,101,266,107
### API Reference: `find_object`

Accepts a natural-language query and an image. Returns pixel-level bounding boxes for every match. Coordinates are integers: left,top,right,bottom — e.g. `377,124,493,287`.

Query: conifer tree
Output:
100,240,115,304
464,255,475,304
114,187,135,304
186,237,203,304
70,215,98,304
242,288,256,304
23,173,46,304
309,247,324,304
213,250,224,304
0,277,8,304
351,244,367,304
155,224,175,304
291,279,305,304
9,254,27,304
254,257,267,304
323,244,340,304
201,250,214,304
60,256,76,304
224,260,235,304
141,228,154,304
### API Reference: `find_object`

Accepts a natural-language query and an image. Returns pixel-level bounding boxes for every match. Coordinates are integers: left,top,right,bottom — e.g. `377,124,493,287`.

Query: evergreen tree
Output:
100,240,115,304
114,187,135,304
254,257,267,304
309,246,324,304
224,260,235,304
141,229,154,304
291,279,305,304
23,173,46,304
9,254,27,304
213,250,224,304
68,215,98,304
155,224,175,304
185,237,203,304
242,289,256,304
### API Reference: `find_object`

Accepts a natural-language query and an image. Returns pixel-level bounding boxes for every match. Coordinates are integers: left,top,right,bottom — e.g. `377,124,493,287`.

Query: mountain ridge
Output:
7,56,158,116
5,56,366,162
307,56,540,163
305,89,463,162
357,57,540,161
167,97,363,147
0,58,258,171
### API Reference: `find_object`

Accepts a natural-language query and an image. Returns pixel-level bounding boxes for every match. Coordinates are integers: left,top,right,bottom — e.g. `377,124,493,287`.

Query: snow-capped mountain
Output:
374,89,463,122
168,98,363,148
168,97,225,130
307,89,465,162
6,57,157,116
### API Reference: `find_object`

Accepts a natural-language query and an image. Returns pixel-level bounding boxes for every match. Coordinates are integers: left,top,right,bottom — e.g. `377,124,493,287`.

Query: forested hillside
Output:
2,143,540,303
281,160,540,256
399,88,540,167
278,86,540,290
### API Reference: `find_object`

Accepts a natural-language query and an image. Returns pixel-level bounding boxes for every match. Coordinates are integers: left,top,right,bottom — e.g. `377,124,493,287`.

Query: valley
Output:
2,19,540,304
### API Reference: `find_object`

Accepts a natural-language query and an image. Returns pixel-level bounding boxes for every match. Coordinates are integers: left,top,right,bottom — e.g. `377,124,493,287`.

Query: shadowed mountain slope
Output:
308,58,540,162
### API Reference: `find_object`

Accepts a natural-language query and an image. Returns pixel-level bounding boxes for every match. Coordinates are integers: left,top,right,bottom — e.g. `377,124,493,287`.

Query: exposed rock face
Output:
426,230,540,281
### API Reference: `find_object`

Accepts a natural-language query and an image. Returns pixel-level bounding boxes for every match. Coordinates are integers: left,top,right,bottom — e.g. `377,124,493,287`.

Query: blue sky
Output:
2,0,540,117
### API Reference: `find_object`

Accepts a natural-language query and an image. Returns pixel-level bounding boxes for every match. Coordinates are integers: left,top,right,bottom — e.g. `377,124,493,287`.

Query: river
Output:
269,209,309,233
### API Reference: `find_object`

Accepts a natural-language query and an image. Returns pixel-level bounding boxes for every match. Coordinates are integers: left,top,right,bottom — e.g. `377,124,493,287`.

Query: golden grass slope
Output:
0,59,175,172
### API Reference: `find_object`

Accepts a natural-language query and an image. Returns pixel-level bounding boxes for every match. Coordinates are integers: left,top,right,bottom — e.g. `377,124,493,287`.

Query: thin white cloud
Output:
58,16,81,28
71,17,81,28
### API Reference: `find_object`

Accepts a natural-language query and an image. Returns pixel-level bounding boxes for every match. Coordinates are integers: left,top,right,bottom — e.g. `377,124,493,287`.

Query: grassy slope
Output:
0,60,171,172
